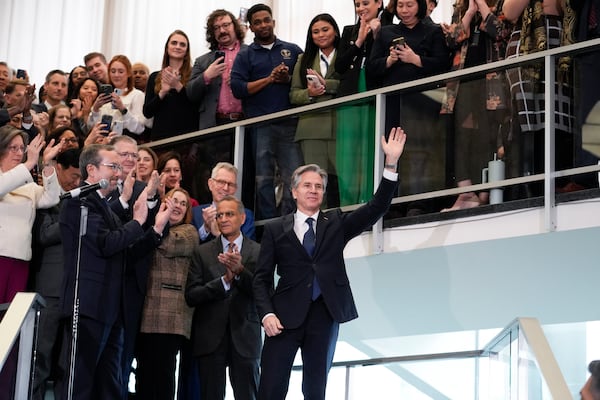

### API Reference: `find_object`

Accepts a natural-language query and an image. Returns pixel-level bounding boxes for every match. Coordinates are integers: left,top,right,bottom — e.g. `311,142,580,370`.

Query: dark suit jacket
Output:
335,24,382,97
185,235,262,359
32,200,64,298
59,191,158,324
106,180,158,293
186,44,248,130
191,203,256,243
253,176,398,329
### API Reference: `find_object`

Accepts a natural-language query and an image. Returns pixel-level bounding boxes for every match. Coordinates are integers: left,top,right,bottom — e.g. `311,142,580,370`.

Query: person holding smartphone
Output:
186,9,248,129
367,0,450,214
290,13,342,208
88,55,150,140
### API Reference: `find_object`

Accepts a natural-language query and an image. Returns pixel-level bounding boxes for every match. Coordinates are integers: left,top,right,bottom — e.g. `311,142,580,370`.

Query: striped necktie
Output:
320,54,329,77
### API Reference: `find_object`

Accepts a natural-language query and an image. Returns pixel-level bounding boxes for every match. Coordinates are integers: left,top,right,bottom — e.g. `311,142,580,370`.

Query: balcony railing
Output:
146,38,600,248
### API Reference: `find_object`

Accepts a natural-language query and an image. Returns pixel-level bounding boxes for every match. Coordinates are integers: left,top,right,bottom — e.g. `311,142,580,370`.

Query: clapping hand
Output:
153,196,174,235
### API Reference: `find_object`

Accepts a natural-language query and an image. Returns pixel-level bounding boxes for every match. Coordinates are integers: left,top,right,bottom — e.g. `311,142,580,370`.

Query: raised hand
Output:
153,196,174,234
24,134,45,171
121,168,136,202
381,127,407,166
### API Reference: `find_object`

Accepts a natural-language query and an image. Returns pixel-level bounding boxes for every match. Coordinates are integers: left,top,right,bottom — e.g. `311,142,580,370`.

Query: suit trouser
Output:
196,327,260,400
57,315,124,400
135,332,183,400
258,298,339,400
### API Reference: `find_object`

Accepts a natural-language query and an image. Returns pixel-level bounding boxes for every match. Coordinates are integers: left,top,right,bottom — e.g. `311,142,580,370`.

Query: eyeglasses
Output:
171,198,188,208
63,138,79,144
213,21,233,32
100,162,122,172
212,178,237,190
216,211,237,219
7,145,26,154
118,152,139,160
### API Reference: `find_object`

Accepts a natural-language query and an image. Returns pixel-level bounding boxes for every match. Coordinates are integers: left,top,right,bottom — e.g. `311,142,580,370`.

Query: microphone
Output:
60,179,109,200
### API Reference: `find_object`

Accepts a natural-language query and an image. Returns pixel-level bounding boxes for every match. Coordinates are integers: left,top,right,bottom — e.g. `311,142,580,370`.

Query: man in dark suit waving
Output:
253,127,407,400
186,195,262,400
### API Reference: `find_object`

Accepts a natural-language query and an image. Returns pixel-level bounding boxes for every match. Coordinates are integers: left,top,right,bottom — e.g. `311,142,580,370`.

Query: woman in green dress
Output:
334,0,388,205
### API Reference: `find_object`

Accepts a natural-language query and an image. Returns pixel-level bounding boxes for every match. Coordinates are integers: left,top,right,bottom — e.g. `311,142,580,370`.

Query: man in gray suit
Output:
186,9,247,128
185,195,261,400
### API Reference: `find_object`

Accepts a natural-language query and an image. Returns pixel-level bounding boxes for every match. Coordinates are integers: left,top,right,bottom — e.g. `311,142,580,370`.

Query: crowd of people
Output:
1,0,599,399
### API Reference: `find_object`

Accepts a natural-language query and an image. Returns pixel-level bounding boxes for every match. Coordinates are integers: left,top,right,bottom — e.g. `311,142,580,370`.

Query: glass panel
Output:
152,132,234,206
282,319,580,399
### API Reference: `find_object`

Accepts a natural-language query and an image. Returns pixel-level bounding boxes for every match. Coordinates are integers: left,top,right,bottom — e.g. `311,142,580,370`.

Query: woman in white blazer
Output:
0,125,61,303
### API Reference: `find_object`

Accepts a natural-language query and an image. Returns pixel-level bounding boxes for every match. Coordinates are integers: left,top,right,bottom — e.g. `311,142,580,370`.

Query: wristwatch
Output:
120,108,128,116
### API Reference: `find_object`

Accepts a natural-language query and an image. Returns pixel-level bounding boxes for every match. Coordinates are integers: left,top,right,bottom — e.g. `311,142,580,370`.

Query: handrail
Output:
0,292,45,400
292,350,484,371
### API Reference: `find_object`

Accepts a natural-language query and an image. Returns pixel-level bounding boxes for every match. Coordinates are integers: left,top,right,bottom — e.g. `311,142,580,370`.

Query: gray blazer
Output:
186,44,248,130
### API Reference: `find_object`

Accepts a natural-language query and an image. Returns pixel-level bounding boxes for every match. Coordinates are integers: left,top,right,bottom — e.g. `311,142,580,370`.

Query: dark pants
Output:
196,326,259,400
258,298,339,400
57,315,124,400
252,119,303,219
135,333,184,400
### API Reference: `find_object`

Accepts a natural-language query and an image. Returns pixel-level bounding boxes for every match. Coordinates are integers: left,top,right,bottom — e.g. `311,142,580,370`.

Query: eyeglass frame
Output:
118,152,139,161
211,178,238,190
7,145,27,154
100,162,123,172
213,21,233,32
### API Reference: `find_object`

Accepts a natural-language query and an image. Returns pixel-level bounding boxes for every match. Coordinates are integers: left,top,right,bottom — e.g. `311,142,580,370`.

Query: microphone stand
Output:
66,203,88,400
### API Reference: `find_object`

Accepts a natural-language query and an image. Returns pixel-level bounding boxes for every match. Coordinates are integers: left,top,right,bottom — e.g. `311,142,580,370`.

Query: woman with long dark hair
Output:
143,30,199,140
290,13,341,206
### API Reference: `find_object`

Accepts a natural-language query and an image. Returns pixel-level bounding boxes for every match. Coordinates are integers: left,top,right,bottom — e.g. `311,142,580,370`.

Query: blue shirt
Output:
231,37,303,118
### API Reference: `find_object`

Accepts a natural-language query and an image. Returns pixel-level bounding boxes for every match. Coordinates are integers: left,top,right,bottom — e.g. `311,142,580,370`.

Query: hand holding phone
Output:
392,37,406,49
16,69,27,80
99,84,113,97
100,115,113,135
215,50,225,64
306,74,324,90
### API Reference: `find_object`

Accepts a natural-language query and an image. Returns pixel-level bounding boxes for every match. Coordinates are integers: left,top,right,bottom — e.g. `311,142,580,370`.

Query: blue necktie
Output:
303,217,321,300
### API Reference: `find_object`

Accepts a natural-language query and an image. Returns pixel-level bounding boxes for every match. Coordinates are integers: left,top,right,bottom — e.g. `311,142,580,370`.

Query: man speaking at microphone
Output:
57,144,171,400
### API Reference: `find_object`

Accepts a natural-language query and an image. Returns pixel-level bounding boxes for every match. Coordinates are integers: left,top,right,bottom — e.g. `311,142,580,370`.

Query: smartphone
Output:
100,114,113,135
239,7,248,24
99,84,113,96
112,88,122,109
306,74,323,89
111,120,123,136
392,37,406,49
215,50,225,64
16,69,26,79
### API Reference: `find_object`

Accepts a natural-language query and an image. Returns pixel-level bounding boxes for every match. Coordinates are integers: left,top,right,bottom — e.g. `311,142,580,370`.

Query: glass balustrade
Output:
147,40,600,234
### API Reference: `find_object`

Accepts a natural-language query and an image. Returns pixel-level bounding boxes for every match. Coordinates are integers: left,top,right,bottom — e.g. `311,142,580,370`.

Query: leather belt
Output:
216,112,244,121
